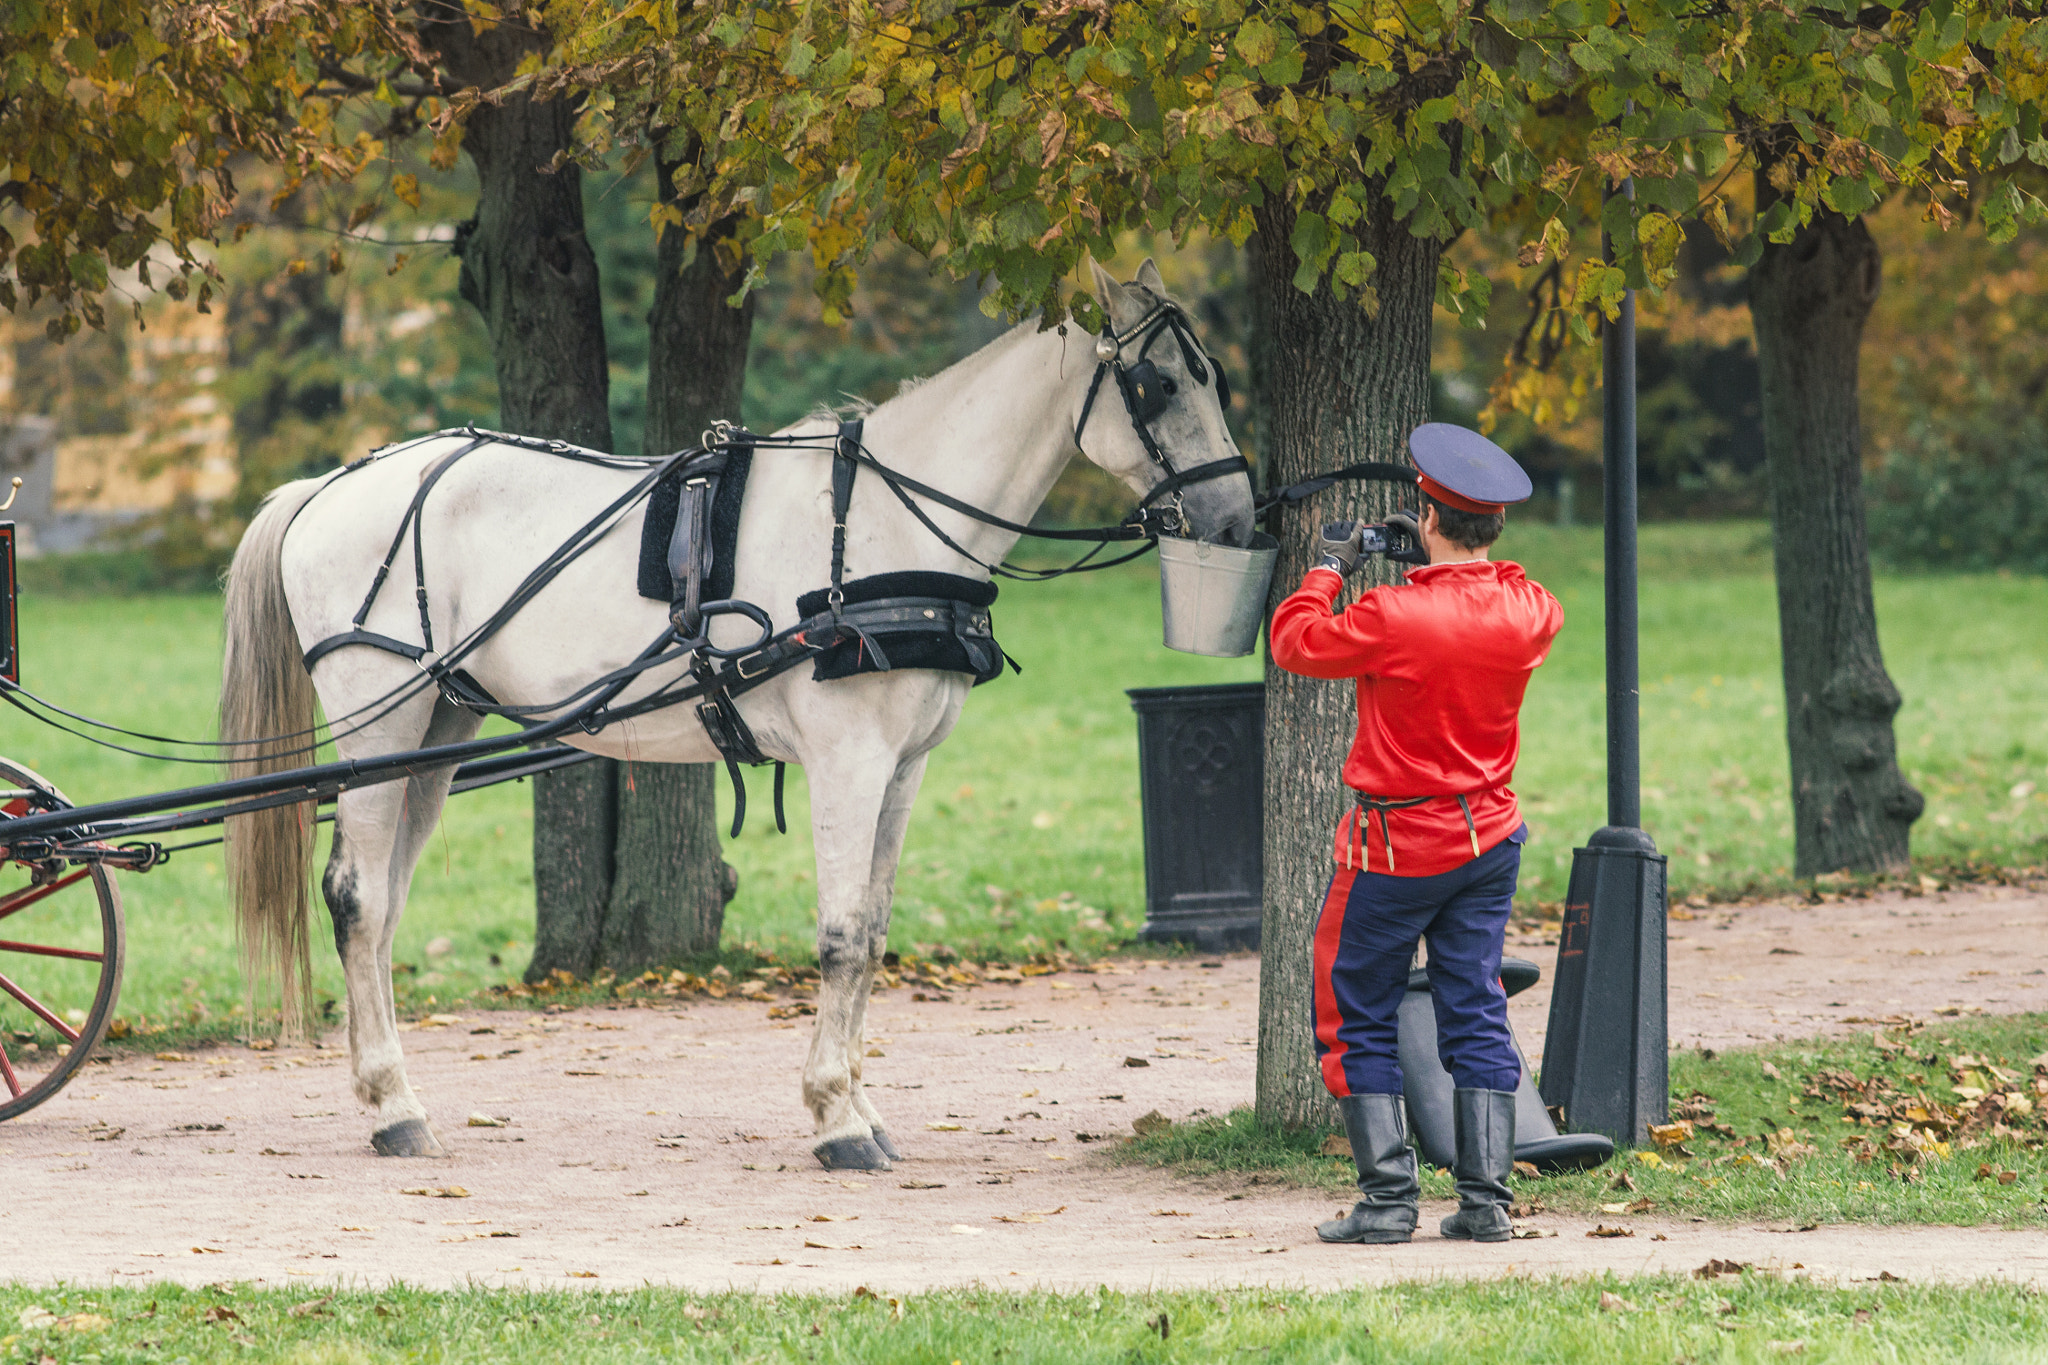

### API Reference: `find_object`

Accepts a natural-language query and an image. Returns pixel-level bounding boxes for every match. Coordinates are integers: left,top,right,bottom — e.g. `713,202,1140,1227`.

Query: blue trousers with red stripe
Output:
1311,827,1526,1097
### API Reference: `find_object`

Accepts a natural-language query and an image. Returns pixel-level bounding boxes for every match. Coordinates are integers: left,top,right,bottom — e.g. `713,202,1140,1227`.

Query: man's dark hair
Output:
1423,493,1507,550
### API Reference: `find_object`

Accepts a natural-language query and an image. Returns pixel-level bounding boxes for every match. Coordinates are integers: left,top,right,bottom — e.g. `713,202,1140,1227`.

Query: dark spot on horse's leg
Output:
371,1117,445,1158
814,1134,891,1172
870,1128,904,1162
815,922,866,977
321,846,360,956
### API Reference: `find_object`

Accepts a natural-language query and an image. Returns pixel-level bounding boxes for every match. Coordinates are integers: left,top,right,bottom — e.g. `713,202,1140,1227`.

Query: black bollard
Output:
1538,829,1668,1145
1399,958,1613,1172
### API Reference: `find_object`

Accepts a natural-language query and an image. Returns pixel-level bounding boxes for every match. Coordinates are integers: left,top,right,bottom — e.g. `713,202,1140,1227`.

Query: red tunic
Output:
1270,560,1563,877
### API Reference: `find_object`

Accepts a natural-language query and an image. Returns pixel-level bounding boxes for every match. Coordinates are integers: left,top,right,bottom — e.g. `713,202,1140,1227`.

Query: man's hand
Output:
1317,520,1365,575
1385,509,1428,566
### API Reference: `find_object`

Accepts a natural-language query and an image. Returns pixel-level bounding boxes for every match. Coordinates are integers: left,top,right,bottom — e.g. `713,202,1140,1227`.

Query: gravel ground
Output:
2,881,2042,1292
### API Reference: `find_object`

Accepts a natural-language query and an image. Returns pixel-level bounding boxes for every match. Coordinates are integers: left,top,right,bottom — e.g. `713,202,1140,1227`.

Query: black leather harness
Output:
291,301,1262,838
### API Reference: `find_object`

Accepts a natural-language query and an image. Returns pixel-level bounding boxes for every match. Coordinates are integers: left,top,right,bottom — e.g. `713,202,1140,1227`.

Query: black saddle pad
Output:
796,571,1007,685
636,444,753,603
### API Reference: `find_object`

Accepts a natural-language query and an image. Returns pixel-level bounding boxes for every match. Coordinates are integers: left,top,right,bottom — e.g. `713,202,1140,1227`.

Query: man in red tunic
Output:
1270,424,1562,1245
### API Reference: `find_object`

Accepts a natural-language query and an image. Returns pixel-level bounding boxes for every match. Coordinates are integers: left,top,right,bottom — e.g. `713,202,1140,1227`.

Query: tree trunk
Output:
1748,189,1924,876
1250,196,1442,1129
598,151,756,967
423,11,641,981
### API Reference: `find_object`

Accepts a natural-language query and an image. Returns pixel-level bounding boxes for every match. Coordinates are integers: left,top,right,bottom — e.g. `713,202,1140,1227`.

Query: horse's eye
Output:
1161,378,1178,397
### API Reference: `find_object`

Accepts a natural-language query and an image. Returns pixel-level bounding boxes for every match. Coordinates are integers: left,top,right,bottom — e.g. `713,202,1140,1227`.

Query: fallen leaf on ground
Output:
288,1297,333,1319
566,1270,598,1278
1599,1292,1635,1313
1195,1229,1251,1240
1152,1209,1192,1217
808,1214,858,1223
466,1113,507,1128
744,1222,800,1230
803,1239,861,1250
1587,1224,1634,1238
155,1052,192,1063
17,1307,56,1329
1512,1160,1540,1179
898,1180,945,1190
400,1187,469,1198
1319,1134,1349,1156
1131,1110,1172,1137
949,1225,983,1235
1123,1057,1150,1068
201,1306,240,1323
926,1122,962,1131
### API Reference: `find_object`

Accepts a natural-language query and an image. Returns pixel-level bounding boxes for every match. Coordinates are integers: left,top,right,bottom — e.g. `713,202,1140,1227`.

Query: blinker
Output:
1122,359,1171,424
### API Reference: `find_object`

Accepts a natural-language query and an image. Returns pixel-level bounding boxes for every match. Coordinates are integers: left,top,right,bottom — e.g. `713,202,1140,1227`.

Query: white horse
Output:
218,259,1253,1168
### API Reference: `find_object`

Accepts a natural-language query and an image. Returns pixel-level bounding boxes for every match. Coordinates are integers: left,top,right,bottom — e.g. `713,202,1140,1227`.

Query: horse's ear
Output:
1090,257,1146,331
1089,257,1125,313
1134,257,1166,297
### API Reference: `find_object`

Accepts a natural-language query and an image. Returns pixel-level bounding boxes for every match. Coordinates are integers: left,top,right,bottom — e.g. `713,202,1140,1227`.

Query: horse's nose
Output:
1210,513,1254,548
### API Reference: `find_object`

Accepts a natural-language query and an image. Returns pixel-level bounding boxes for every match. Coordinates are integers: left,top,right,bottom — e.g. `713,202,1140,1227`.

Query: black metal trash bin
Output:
1126,682,1264,951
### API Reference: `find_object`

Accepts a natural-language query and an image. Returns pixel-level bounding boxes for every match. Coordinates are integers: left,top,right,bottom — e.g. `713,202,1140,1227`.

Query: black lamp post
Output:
1537,174,1671,1147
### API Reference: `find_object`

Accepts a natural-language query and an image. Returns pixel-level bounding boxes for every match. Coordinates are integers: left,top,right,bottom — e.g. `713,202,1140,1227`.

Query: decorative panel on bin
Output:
1125,682,1264,951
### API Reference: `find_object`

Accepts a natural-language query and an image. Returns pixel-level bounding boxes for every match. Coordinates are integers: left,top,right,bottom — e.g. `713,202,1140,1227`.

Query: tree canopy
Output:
0,1,427,337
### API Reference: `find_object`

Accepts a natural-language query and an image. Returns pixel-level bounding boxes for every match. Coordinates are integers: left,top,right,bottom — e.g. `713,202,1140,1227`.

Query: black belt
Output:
1350,790,1482,873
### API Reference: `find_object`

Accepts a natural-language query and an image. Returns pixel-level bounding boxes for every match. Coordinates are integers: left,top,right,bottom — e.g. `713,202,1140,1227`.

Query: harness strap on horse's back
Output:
305,434,490,671
830,419,861,612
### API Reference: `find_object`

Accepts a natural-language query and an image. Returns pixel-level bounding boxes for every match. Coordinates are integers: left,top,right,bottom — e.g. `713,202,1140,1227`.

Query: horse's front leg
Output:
802,751,897,1171
845,751,929,1163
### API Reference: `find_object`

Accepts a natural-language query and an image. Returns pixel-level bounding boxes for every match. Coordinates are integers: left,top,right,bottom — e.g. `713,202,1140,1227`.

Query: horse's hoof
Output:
814,1134,892,1172
371,1118,445,1157
871,1128,904,1162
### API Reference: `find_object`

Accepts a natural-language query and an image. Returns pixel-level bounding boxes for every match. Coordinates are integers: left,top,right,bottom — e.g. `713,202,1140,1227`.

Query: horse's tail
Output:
220,478,325,1032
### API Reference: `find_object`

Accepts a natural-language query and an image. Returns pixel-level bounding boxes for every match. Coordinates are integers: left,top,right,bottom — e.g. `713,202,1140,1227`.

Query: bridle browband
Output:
1073,297,1250,539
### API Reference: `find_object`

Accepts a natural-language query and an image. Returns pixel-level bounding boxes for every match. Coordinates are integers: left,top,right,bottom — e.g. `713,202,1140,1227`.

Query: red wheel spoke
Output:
0,968,80,1042
0,870,90,924
0,1040,20,1098
0,938,101,962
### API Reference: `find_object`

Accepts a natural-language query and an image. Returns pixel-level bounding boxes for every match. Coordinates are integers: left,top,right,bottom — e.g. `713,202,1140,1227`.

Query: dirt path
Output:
3,883,2042,1293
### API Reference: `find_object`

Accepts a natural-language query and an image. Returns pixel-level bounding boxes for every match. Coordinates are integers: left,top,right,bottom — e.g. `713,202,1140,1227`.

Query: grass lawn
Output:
1125,1013,2048,1229
3,522,2045,1034
1,1277,2044,1363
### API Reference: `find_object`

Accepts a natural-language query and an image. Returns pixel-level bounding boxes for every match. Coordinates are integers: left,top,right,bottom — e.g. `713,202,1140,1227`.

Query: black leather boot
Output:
1316,1093,1419,1245
1439,1087,1516,1242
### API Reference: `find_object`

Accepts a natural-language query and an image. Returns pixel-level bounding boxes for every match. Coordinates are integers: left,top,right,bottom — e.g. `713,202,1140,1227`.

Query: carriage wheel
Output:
0,757,126,1123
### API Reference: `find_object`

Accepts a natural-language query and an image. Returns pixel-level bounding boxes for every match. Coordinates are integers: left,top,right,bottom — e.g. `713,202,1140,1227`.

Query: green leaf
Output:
783,37,817,78
1821,172,1879,218
66,251,107,292
1234,17,1280,68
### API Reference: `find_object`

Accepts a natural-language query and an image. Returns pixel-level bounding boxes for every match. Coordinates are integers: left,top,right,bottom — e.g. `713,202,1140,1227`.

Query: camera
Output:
1322,512,1428,567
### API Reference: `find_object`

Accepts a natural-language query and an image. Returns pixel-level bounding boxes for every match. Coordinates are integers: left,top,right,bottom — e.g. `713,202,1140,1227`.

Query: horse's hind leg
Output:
845,751,929,1163
324,696,480,1156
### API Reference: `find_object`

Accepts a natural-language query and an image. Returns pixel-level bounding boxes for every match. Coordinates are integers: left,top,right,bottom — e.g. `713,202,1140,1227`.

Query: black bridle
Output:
1072,299,1250,541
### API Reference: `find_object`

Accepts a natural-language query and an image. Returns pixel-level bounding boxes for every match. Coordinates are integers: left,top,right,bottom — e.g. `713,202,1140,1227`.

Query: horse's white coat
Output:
249,262,1254,1162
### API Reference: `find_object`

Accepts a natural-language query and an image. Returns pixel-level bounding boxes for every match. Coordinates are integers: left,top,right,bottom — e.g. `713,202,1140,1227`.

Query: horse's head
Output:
1076,259,1256,548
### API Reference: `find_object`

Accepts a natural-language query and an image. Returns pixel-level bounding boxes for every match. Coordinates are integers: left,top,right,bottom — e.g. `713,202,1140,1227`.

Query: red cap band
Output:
1417,472,1505,516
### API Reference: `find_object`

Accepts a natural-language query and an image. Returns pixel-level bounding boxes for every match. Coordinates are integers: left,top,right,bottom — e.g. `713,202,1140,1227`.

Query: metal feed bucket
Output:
1157,532,1279,657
